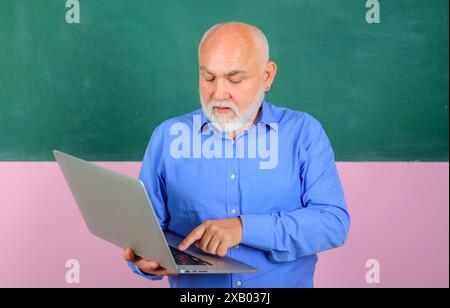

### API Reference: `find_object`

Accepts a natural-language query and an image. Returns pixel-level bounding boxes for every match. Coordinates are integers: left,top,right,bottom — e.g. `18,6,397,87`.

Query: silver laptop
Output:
53,150,257,274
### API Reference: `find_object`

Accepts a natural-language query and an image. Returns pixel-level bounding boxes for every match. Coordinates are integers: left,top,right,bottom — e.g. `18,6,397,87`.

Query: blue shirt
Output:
128,100,350,288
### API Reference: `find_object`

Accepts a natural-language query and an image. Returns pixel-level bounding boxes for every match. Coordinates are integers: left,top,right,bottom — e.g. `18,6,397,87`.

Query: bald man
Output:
125,22,350,288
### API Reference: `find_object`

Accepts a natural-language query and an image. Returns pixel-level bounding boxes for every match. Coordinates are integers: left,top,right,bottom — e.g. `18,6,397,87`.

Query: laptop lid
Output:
53,150,178,272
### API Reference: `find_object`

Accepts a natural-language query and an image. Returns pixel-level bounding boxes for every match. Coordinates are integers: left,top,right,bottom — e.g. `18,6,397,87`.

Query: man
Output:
124,22,350,288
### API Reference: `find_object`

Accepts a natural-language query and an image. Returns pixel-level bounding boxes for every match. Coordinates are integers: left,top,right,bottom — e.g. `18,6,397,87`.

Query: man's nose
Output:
212,79,231,101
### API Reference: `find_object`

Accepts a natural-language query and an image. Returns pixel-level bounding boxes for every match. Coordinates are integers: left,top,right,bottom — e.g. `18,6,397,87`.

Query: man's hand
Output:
178,218,243,257
124,248,178,277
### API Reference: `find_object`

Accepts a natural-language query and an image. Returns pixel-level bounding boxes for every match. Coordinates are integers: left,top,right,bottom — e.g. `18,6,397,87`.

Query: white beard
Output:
201,88,265,133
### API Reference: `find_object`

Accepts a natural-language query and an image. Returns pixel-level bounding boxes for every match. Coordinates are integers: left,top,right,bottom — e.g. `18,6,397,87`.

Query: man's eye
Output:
205,76,215,82
229,79,242,84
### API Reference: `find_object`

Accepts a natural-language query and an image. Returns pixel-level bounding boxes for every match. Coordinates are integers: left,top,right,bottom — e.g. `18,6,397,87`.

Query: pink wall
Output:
0,162,448,288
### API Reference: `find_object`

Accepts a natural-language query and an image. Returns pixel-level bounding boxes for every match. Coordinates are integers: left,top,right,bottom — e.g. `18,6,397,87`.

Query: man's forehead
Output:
199,49,259,75
200,65,246,76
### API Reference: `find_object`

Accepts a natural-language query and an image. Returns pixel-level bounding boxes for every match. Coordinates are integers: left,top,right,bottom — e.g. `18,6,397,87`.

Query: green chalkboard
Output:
0,0,448,161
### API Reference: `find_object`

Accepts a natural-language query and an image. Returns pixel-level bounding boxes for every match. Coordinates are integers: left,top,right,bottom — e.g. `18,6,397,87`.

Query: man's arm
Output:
239,119,350,262
138,126,169,231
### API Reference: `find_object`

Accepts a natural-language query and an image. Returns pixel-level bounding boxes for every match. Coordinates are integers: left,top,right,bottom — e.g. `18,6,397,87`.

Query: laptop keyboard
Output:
169,246,212,266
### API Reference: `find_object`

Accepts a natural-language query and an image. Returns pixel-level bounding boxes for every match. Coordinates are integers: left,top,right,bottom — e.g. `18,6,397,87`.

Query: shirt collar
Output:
197,99,278,134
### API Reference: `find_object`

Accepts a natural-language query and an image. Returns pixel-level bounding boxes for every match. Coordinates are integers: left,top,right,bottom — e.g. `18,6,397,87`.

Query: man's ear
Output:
264,61,278,92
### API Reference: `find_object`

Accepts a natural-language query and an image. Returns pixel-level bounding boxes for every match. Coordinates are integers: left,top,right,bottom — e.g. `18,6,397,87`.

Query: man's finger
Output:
178,225,206,251
152,267,178,277
123,248,140,262
216,241,230,257
205,234,221,255
135,259,160,273
198,228,215,253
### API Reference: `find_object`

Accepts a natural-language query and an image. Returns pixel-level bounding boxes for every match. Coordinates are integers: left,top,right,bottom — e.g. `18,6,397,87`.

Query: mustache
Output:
209,100,239,115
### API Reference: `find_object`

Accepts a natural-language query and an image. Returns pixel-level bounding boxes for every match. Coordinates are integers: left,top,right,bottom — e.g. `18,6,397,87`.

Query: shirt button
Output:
236,281,242,287
230,174,236,180
231,209,237,214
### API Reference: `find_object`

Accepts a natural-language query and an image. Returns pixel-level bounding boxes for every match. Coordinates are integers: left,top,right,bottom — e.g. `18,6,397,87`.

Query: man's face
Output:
199,40,266,132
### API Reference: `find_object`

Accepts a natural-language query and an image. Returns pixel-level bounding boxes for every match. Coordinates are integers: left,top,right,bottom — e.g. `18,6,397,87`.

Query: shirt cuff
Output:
239,214,273,251
128,261,163,281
